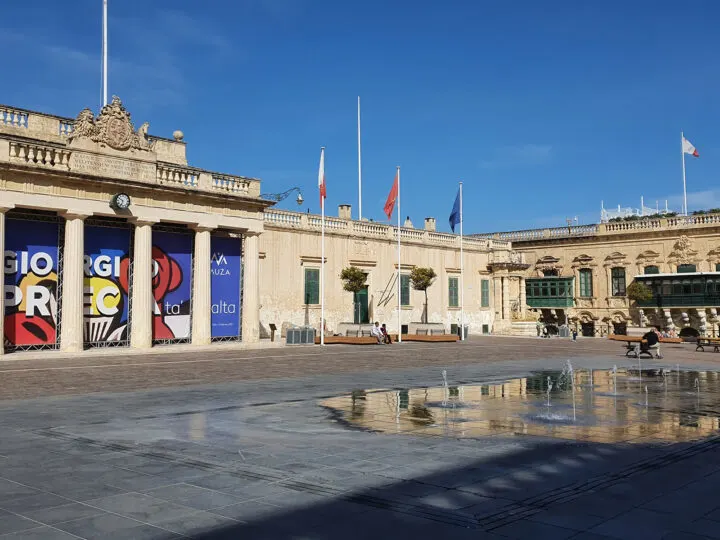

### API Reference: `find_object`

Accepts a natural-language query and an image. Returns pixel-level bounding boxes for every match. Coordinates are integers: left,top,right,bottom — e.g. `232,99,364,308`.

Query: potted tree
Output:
410,267,437,324
340,266,367,324
627,281,653,304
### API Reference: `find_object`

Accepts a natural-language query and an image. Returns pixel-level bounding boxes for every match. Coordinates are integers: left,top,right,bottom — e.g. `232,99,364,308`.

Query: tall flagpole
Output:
397,166,402,343
102,0,108,107
459,182,465,341
357,97,363,221
681,131,688,216
320,147,326,346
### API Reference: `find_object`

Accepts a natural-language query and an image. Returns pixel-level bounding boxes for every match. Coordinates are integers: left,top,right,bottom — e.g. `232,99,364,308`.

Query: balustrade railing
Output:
0,107,28,129
264,210,303,227
8,141,70,169
157,164,198,188
211,174,251,194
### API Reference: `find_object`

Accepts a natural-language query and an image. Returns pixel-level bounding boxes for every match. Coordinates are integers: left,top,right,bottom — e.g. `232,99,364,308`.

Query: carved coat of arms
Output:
669,235,698,264
68,96,151,152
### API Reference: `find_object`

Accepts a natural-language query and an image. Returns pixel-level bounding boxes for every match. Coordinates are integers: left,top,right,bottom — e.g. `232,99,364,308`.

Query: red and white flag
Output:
318,148,327,204
683,137,699,157
384,171,399,220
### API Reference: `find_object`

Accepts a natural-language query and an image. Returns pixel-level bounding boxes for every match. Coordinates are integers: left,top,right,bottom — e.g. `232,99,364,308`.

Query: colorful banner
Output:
211,236,242,337
83,226,131,343
152,231,192,340
4,219,59,347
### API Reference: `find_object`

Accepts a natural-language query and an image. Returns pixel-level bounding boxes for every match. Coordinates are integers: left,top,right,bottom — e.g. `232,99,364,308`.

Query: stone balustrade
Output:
263,211,511,252
211,174,252,195
8,141,70,169
157,164,198,188
476,212,720,244
0,107,28,129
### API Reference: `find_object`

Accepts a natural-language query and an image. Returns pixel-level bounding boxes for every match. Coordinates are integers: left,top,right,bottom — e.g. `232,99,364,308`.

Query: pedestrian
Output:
381,323,392,344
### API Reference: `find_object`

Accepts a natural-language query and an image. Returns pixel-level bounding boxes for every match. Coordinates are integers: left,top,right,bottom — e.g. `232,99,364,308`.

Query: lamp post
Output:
260,187,304,206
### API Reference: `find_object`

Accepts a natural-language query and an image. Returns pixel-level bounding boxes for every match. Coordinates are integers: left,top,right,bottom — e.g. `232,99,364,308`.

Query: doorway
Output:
354,287,369,324
581,321,595,337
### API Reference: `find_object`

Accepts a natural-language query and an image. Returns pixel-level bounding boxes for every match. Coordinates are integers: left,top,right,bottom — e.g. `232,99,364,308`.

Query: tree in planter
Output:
340,266,367,323
627,281,653,303
410,267,437,324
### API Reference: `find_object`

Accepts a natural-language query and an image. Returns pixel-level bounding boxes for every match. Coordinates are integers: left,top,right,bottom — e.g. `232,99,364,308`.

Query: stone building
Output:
477,216,720,337
260,206,526,337
1,98,269,355
1,99,526,356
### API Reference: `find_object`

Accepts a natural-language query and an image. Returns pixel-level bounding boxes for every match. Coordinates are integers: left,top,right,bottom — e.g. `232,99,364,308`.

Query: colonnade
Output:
0,207,260,355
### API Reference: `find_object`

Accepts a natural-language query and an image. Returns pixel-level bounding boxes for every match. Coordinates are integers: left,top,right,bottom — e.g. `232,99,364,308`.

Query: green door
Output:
354,287,369,324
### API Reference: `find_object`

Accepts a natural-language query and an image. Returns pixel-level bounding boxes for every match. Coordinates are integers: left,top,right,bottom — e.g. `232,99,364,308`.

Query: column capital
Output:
59,210,91,220
190,224,216,233
129,217,159,227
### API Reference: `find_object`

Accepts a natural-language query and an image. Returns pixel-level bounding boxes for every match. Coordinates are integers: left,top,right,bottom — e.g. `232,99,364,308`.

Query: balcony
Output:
635,273,720,308
526,277,574,308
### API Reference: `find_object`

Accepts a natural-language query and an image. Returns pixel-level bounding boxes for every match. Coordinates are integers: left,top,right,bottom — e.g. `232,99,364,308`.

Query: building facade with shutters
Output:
475,218,720,337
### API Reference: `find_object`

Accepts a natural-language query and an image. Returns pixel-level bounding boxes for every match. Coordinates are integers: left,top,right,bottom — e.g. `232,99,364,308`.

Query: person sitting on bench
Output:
381,323,392,344
642,327,663,359
371,321,385,344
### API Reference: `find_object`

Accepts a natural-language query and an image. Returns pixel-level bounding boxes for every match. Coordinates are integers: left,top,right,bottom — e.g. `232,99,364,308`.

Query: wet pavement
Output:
0,337,719,538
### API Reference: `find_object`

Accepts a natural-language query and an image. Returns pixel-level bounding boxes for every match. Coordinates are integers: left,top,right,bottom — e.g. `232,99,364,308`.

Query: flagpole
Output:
681,131,687,216
397,166,402,344
320,147,326,346
459,182,465,341
102,0,108,107
357,96,362,221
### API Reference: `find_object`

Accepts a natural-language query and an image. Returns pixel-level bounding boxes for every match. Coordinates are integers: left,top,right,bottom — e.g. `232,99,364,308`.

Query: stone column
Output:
0,205,12,356
242,233,260,343
191,227,213,345
518,276,526,317
502,276,510,321
493,277,502,317
60,212,88,352
131,220,155,349
605,267,612,304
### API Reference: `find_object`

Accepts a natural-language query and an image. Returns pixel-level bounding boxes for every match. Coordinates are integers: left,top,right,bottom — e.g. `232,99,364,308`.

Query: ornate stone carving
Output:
669,235,698,264
535,255,562,276
68,96,151,152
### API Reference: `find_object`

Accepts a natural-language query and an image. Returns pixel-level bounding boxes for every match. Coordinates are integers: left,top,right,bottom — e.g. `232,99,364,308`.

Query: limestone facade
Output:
1,98,269,355
260,209,521,337
477,217,720,336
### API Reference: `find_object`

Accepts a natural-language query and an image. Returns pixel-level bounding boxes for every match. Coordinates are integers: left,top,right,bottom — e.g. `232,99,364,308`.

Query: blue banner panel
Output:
210,236,242,338
83,226,131,343
152,231,192,340
4,219,59,347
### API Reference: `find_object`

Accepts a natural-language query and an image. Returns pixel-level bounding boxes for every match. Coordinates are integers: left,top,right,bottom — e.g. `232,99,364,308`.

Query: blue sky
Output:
2,0,720,233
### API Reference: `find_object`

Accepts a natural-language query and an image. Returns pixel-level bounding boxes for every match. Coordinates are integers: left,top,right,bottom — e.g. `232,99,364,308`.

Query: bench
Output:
696,337,720,352
608,335,682,358
314,334,459,345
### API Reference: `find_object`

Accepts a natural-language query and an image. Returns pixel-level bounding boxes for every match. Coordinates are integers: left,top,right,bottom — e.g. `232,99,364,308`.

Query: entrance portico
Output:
1,97,271,355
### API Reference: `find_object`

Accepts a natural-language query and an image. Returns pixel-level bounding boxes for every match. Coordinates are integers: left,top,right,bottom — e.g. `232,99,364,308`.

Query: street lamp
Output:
260,187,304,206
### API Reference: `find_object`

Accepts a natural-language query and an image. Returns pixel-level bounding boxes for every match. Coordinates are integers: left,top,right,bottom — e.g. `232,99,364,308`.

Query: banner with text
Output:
210,236,242,338
83,225,131,344
4,219,59,347
152,231,192,340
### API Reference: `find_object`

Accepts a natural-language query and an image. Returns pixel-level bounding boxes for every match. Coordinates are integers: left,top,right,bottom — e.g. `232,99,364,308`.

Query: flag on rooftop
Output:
318,147,327,204
384,172,399,220
449,188,461,233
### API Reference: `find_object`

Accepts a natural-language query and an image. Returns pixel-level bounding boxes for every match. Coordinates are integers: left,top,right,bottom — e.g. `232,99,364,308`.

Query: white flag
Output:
683,137,699,157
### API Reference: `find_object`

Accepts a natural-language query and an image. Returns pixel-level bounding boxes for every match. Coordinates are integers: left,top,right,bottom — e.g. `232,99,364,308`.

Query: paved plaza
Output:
0,337,719,538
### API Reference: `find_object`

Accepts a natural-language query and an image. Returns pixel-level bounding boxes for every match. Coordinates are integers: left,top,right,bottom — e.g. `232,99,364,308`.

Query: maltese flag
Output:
683,137,699,157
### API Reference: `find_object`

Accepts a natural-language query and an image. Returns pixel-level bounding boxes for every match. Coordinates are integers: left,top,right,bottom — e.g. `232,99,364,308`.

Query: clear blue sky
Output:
2,0,720,233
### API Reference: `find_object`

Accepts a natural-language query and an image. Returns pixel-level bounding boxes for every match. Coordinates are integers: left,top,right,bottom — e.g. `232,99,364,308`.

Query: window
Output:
481,279,490,307
677,264,697,273
449,277,459,307
716,263,720,272
400,274,410,306
611,267,626,296
304,268,319,304
579,269,593,297
644,265,660,275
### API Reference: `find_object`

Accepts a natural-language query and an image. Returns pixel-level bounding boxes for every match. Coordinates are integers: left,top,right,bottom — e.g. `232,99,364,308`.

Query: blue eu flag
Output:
449,188,461,233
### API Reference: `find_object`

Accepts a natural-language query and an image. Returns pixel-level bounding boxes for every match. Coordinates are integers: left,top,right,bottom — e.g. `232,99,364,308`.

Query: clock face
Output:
115,193,130,209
